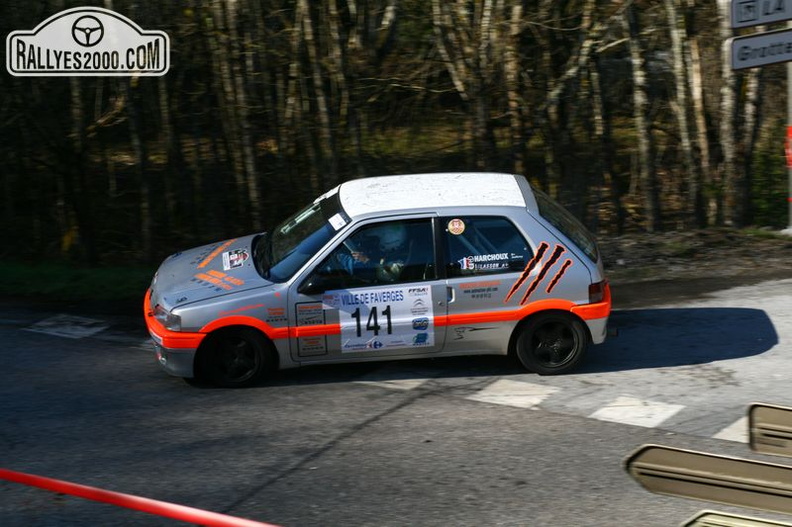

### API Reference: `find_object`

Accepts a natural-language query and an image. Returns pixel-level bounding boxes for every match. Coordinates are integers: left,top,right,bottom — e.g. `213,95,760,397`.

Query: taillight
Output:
589,281,606,304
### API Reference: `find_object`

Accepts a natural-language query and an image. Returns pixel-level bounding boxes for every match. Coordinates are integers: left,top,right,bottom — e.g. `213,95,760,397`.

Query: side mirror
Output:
298,275,327,296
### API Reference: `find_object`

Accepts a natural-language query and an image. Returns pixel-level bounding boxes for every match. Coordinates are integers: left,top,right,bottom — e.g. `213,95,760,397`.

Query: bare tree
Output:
664,0,700,228
431,0,499,169
624,3,661,231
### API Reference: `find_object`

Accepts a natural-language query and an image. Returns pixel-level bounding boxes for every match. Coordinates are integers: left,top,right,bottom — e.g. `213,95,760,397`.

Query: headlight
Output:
154,304,182,331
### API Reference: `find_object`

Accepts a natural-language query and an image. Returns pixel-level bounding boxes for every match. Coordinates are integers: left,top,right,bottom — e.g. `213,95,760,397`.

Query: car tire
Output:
514,312,588,375
197,328,274,388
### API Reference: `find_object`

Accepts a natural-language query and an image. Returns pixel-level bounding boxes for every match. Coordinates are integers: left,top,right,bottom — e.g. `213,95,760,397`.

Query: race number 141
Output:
350,306,392,337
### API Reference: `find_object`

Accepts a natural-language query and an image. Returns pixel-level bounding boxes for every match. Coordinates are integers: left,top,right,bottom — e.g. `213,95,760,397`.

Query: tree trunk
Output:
123,78,153,263
739,67,763,226
665,0,699,229
504,1,525,176
684,0,708,227
625,4,661,231
717,0,737,226
301,0,338,189
591,53,623,233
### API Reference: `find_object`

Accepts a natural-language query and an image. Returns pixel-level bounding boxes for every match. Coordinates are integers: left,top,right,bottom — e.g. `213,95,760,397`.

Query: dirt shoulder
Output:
600,228,792,308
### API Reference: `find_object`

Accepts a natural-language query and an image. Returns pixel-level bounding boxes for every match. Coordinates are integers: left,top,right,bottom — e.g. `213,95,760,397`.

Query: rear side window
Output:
443,216,531,278
532,187,599,262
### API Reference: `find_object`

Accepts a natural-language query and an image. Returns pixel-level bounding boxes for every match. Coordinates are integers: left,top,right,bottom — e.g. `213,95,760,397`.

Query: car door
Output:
287,217,447,362
440,215,537,354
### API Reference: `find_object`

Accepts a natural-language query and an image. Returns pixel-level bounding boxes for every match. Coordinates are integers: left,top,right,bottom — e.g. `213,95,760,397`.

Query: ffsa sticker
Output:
222,249,249,270
323,286,434,352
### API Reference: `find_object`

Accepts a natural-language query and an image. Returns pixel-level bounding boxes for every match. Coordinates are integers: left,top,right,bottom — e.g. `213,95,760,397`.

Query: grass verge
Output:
0,261,155,302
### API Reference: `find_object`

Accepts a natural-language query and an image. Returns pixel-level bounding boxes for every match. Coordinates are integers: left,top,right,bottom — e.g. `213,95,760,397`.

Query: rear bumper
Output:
584,317,609,345
572,281,612,345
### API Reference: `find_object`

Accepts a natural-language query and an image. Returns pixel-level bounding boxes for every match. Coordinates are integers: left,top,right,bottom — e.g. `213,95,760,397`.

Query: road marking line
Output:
589,396,684,428
466,379,560,409
355,378,429,391
24,314,109,339
713,416,748,443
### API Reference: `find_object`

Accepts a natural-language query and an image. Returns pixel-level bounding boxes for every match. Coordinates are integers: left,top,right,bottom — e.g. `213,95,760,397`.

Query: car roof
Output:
337,172,531,219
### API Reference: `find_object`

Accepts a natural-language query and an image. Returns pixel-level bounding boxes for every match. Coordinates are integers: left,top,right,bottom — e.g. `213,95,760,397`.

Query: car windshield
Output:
254,191,347,282
532,187,599,262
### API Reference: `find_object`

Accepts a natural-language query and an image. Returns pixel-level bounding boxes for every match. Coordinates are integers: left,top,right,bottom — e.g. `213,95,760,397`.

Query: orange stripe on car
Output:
436,299,575,327
289,324,342,338
436,295,610,327
200,316,290,340
197,239,236,269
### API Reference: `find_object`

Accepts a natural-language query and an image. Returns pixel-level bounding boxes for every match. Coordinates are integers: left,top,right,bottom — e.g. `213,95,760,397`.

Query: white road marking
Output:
24,314,109,339
713,416,749,443
465,379,560,409
356,378,429,391
589,396,684,428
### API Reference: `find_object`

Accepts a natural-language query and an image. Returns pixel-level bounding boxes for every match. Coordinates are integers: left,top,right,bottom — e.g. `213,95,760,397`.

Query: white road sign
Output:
732,0,792,29
729,27,792,69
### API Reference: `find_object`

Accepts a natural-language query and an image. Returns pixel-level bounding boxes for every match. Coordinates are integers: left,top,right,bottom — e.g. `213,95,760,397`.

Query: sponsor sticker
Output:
329,285,435,351
296,303,325,326
412,317,429,331
222,249,249,270
447,218,465,235
298,335,327,356
328,213,347,231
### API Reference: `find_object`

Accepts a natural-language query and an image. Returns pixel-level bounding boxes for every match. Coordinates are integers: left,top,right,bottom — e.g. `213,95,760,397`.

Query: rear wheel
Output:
196,328,274,388
514,313,588,375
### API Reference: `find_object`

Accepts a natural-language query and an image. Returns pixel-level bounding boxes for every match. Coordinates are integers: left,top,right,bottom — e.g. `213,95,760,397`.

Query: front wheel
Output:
514,313,588,375
196,328,275,388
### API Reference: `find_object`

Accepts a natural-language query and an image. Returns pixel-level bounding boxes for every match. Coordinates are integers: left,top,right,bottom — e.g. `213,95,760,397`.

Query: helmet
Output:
376,223,407,252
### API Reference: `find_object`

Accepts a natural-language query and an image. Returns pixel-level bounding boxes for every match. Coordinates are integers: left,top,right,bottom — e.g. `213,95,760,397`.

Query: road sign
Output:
732,0,792,29
729,27,792,69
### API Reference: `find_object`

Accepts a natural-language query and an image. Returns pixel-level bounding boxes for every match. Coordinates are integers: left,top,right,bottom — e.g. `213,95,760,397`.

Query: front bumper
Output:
152,342,196,378
144,289,205,378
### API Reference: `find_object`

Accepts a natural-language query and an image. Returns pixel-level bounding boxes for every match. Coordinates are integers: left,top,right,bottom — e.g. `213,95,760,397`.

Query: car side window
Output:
443,216,532,278
309,219,436,291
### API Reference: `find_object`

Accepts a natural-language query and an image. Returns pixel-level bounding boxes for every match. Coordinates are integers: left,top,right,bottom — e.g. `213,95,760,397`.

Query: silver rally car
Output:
145,172,612,387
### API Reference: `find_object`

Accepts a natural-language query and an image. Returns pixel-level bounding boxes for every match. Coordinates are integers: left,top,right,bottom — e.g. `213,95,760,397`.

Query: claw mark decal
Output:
546,259,573,293
504,242,549,302
520,245,566,304
506,243,571,305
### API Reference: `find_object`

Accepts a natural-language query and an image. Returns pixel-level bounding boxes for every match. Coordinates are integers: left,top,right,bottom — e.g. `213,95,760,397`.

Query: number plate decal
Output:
323,286,434,352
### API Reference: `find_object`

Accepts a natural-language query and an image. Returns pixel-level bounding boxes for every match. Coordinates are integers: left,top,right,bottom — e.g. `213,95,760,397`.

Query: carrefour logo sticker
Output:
6,7,169,76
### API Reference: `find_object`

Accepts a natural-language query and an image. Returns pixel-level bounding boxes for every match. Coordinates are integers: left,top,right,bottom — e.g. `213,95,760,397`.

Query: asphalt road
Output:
1,277,791,526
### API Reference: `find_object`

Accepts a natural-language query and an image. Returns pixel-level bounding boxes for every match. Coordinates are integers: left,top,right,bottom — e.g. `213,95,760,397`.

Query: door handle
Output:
446,286,455,304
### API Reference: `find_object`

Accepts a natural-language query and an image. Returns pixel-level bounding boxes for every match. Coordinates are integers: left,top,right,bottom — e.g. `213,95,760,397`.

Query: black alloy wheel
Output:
515,313,588,375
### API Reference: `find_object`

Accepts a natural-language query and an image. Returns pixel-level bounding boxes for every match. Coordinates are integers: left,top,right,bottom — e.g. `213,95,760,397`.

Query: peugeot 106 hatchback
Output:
144,172,611,387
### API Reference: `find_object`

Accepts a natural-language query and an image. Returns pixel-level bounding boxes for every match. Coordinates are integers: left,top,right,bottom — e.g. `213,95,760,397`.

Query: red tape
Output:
0,468,279,527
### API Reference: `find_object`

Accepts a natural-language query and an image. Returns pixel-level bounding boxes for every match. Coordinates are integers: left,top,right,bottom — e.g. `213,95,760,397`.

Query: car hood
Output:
149,234,271,310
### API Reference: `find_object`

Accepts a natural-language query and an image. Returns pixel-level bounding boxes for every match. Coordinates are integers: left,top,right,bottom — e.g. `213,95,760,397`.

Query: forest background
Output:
1,0,789,280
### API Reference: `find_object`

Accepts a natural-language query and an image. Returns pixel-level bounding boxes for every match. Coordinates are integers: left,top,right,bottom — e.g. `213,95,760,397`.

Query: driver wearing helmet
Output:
372,223,408,282
338,222,408,283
